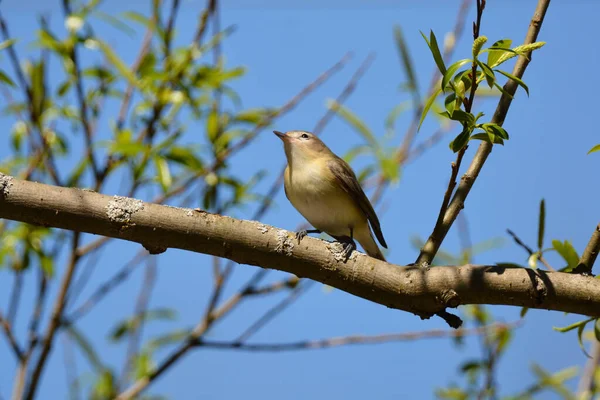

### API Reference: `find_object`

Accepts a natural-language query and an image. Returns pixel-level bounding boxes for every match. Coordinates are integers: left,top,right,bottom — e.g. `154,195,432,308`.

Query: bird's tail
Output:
356,227,386,262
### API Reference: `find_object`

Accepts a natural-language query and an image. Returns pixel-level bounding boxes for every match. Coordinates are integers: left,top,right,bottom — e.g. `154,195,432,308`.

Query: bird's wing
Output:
328,157,387,248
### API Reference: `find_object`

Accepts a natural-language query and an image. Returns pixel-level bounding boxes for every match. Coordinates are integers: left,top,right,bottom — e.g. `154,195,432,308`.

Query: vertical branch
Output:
61,335,81,400
415,0,551,266
577,341,600,398
0,312,23,360
7,271,23,326
24,233,81,400
119,259,157,387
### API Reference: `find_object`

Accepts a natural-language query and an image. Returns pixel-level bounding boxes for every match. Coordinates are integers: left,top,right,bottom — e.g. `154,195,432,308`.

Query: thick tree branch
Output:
0,174,599,321
416,0,551,266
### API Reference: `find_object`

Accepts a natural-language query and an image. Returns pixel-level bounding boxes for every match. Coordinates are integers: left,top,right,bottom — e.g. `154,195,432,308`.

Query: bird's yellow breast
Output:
283,160,365,237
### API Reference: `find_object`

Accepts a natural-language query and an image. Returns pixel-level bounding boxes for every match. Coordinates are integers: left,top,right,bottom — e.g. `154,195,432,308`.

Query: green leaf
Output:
39,254,54,277
520,307,529,318
552,239,580,270
110,308,177,342
95,39,141,89
495,69,529,96
444,93,456,116
121,11,160,35
146,329,190,351
552,317,594,333
442,59,471,92
66,325,105,372
578,323,593,358
234,108,272,125
538,199,545,251
440,109,474,125
486,39,513,67
449,128,470,153
477,60,496,88
385,101,410,136
588,144,600,155
0,70,15,87
133,351,155,379
394,25,419,103
379,157,400,183
0,38,17,51
154,157,172,192
92,10,136,36
343,144,371,164
93,369,117,399
417,87,443,132
327,100,376,146
420,30,446,75
493,81,514,99
206,109,219,142
481,123,509,140
163,147,204,172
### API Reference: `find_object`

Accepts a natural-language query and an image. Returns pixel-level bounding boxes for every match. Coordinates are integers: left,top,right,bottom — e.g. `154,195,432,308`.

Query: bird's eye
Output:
301,133,309,139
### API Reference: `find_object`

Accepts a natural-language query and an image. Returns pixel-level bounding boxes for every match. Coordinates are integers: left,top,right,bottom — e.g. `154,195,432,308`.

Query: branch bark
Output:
1,174,599,321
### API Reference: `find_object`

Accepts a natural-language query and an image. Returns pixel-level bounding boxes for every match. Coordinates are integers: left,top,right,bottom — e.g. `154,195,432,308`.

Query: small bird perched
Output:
274,130,387,261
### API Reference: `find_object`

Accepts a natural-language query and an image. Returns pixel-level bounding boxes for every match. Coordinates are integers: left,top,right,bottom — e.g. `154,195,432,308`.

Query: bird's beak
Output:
273,130,287,141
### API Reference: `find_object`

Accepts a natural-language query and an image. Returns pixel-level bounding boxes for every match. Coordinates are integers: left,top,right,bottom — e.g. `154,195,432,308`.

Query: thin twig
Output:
0,312,23,360
66,249,148,323
7,270,23,326
62,0,101,181
61,335,81,400
197,322,520,352
119,259,157,387
577,341,600,398
506,229,555,271
235,281,312,343
26,266,49,355
415,0,551,266
24,232,82,400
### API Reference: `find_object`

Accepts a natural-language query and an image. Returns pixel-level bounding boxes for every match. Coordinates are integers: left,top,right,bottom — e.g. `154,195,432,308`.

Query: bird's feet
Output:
333,236,356,262
295,229,321,244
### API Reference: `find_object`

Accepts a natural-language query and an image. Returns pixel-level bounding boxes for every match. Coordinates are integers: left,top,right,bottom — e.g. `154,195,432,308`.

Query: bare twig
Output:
24,233,82,400
415,0,551,266
577,341,600,398
61,335,81,400
26,266,49,355
236,281,311,343
506,229,555,271
198,322,520,352
7,270,23,326
61,0,101,181
119,259,157,387
115,13,155,131
66,249,148,323
0,311,23,360
573,223,600,275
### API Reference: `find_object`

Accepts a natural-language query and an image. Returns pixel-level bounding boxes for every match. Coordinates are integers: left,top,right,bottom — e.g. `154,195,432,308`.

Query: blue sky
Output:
1,0,599,399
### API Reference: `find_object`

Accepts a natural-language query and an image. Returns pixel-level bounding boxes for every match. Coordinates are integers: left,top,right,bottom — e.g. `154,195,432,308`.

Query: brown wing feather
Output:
328,157,387,248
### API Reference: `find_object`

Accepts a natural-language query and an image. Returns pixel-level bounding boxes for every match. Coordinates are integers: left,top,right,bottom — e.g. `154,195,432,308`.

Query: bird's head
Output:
273,130,331,164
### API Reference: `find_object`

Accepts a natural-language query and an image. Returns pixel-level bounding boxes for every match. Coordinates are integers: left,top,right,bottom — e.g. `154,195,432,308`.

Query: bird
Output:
274,130,387,261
